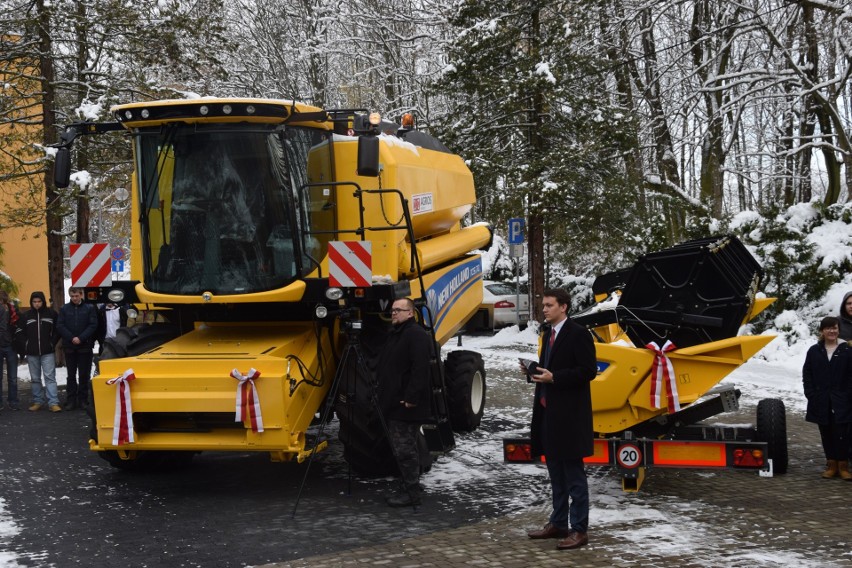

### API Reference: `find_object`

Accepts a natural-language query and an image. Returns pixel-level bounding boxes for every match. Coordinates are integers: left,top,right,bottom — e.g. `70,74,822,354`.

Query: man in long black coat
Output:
526,288,597,550
375,297,432,507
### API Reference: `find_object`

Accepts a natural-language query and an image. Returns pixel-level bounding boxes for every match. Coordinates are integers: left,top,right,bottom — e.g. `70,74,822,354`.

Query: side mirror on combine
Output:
357,135,380,177
54,147,71,188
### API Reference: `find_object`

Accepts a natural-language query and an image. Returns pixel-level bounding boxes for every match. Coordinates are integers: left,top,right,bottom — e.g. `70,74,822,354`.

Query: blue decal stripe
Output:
433,275,482,332
424,256,483,331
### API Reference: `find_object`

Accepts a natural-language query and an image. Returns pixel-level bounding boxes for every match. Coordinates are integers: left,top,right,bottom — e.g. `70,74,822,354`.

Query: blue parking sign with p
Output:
508,218,525,244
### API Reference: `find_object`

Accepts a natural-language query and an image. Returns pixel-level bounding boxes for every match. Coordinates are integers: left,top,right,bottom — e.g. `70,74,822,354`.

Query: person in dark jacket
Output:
375,297,432,507
526,288,597,550
838,292,852,341
56,286,99,410
16,291,62,412
803,315,852,479
0,290,19,410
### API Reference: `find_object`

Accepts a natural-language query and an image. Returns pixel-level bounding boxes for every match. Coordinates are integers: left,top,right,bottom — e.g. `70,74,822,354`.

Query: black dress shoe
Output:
385,490,421,507
527,523,569,539
556,530,589,550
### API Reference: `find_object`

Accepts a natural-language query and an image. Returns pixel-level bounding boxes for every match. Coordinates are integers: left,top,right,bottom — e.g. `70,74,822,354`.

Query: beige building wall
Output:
1,34,49,308
0,225,50,307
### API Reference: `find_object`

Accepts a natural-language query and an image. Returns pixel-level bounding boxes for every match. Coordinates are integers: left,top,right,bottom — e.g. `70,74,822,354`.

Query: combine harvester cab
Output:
505,235,785,491
54,100,491,473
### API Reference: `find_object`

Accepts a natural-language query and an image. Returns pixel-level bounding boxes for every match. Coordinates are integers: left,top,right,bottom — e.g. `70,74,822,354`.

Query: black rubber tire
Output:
756,398,788,475
444,350,486,432
114,326,140,347
100,338,128,360
124,324,180,356
334,353,432,476
340,422,398,476
334,358,398,476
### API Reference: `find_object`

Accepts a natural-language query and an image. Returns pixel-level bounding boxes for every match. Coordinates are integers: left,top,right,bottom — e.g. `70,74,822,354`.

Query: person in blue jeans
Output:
56,286,98,410
15,291,61,412
0,290,19,410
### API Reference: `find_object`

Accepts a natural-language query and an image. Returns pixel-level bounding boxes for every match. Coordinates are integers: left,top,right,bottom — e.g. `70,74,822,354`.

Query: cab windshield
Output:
136,124,331,295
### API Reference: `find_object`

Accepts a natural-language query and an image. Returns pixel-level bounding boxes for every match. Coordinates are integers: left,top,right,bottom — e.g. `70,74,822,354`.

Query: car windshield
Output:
486,283,517,296
135,123,331,295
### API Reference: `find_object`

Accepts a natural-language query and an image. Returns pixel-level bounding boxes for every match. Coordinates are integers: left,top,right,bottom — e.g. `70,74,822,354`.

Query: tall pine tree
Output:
434,0,640,314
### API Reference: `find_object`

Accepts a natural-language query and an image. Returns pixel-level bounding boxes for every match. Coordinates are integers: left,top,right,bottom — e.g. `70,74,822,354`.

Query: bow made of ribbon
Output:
645,341,681,413
106,369,136,446
231,368,264,433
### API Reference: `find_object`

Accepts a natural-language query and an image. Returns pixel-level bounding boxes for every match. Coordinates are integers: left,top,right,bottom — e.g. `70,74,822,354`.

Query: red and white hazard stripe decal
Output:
328,241,372,287
70,243,112,287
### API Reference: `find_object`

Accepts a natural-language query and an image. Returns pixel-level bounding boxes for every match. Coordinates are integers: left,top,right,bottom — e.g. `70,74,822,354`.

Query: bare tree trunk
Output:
602,0,645,212
528,210,544,322
797,99,815,203
527,6,545,323
36,0,64,316
74,0,91,244
632,7,684,240
690,1,736,218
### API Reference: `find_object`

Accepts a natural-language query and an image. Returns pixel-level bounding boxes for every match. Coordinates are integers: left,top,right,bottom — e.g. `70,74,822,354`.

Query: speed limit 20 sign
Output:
616,443,642,469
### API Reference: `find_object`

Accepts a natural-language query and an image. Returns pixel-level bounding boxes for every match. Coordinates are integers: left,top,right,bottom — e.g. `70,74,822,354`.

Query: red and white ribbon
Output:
645,341,681,413
232,368,264,433
106,368,136,446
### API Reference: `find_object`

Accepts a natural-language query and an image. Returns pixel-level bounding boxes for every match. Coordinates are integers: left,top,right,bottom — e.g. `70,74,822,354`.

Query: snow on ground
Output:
0,322,817,566
429,324,816,567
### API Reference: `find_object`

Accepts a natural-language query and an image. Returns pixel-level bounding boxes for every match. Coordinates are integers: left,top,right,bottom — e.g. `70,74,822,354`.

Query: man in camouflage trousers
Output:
376,297,432,507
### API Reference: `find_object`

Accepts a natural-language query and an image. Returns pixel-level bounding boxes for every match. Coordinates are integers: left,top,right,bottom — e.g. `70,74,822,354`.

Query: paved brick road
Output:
3,379,852,567
266,402,852,568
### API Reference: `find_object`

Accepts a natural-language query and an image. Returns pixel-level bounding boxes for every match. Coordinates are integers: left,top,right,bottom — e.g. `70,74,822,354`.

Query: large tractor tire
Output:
334,337,433,477
334,350,398,476
756,398,788,475
94,324,187,471
340,421,398,476
444,350,486,432
340,418,432,477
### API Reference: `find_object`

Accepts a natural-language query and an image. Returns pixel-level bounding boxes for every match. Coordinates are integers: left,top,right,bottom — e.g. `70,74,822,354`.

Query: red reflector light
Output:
732,448,765,467
494,301,515,308
504,443,532,462
86,291,99,300
354,288,365,298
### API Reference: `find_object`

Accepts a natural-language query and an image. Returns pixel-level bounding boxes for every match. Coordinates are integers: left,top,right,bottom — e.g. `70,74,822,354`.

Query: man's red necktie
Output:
541,329,556,408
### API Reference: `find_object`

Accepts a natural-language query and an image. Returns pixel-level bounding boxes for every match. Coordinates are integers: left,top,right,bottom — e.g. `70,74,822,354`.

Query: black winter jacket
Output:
0,303,11,349
530,318,598,460
839,291,852,341
16,291,59,356
375,318,433,422
57,300,99,352
803,340,852,425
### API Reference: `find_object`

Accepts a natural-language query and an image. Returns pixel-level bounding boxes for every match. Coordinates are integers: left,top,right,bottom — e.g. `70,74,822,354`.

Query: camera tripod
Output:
291,314,415,517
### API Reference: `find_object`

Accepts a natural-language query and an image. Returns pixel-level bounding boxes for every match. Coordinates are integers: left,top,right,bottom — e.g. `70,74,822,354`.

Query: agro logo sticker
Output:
411,192,434,215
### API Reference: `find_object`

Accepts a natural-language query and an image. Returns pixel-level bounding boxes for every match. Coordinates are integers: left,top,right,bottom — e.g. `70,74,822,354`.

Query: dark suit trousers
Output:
65,349,93,401
545,455,589,533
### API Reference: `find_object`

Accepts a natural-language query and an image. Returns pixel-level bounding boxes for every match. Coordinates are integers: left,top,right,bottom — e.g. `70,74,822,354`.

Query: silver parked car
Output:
475,280,529,329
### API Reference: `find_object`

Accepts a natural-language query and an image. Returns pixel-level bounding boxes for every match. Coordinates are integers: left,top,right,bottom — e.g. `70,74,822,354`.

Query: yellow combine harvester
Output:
505,236,786,491
54,99,491,473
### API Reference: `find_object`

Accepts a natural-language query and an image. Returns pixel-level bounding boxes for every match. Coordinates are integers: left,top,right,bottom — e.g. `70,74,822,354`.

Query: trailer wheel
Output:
444,350,486,432
756,398,788,475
